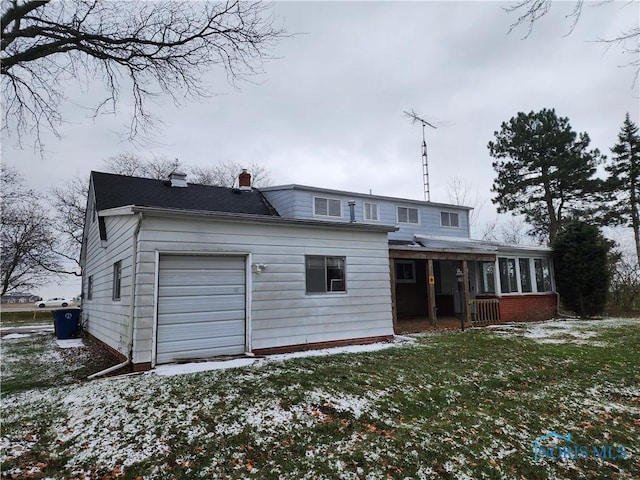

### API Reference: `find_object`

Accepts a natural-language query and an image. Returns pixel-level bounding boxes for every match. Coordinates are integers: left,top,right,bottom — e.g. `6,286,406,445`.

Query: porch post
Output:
390,257,397,331
462,260,471,326
427,259,437,326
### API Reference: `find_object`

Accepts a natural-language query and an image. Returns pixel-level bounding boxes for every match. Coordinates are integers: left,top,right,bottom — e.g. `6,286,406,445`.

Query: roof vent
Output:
169,171,188,188
239,169,251,190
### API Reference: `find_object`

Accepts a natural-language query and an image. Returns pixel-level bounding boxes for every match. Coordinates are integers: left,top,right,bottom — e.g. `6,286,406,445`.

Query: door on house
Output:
156,255,246,364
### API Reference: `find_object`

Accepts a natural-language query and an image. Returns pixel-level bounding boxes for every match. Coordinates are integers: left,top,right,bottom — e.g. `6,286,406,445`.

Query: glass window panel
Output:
314,197,327,216
499,258,518,293
519,258,532,293
328,199,341,217
480,262,495,294
534,258,552,292
408,208,419,224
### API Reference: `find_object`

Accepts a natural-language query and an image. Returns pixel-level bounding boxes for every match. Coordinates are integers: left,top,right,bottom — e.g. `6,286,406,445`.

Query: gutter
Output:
88,213,143,379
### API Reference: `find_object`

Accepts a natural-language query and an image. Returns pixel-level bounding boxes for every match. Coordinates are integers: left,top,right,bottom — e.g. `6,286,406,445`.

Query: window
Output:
498,258,518,293
364,202,379,221
440,211,460,228
112,261,122,300
534,258,552,292
305,256,346,293
314,197,342,217
87,276,93,300
397,206,419,224
519,258,533,293
395,260,416,283
479,261,496,294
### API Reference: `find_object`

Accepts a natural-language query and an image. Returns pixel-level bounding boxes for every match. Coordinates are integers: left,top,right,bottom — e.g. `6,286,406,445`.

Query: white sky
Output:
2,1,639,299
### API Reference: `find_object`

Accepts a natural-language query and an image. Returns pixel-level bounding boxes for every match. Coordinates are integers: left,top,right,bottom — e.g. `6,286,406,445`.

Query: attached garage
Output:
156,254,247,364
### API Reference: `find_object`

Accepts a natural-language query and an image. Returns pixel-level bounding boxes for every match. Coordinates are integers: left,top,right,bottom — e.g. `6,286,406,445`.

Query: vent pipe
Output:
348,201,356,223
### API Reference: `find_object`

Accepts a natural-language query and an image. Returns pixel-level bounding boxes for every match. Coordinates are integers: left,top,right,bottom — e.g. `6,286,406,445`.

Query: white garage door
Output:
157,255,246,364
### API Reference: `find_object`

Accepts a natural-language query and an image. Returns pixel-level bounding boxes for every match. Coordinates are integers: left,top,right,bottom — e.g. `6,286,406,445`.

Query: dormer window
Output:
440,211,460,228
397,206,419,224
314,197,342,218
363,202,378,221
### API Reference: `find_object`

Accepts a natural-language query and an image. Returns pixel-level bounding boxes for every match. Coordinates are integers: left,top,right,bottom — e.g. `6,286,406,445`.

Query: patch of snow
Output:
55,338,85,349
2,333,31,339
0,325,53,332
153,357,258,376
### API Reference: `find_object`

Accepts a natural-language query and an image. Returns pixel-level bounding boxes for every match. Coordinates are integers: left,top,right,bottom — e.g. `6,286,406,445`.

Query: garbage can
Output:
52,308,81,339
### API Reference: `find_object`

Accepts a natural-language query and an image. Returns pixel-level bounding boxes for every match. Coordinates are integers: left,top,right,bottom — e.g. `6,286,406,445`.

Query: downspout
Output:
88,213,143,379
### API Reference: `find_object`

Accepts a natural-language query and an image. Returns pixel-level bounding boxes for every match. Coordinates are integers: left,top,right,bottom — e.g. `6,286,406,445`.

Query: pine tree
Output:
488,108,603,244
604,113,640,264
553,221,611,317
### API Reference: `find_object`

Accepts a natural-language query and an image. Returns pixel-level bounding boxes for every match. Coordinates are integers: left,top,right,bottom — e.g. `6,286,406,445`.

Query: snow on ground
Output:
55,338,85,349
1,333,31,340
485,317,638,345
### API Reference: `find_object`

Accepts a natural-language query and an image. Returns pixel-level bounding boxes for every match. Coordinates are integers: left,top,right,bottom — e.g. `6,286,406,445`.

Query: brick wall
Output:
499,294,557,322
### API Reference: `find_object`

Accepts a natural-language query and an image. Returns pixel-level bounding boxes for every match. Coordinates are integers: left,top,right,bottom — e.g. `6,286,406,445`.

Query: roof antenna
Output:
404,109,452,202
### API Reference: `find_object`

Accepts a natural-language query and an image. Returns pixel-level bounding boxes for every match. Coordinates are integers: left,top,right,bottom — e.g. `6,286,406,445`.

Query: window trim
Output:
396,206,420,225
395,260,416,284
440,211,460,228
112,261,122,301
313,196,343,218
305,255,347,294
363,201,379,222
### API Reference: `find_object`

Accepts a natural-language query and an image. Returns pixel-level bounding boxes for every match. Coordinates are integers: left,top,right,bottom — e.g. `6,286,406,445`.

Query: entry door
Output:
156,255,246,364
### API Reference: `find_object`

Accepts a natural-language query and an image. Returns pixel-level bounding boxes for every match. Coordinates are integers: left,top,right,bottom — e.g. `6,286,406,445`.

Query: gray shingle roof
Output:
91,171,279,217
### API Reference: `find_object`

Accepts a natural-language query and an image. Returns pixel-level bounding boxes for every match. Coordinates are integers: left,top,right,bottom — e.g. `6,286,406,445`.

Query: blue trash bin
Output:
53,309,81,339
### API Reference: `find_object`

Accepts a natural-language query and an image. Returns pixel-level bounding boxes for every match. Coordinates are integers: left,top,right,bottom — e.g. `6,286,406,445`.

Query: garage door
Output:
157,255,246,364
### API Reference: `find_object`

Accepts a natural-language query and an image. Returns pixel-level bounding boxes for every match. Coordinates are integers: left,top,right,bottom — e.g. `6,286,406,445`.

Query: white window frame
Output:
440,211,460,228
395,260,416,283
313,196,342,218
363,202,379,222
397,206,420,224
112,261,122,301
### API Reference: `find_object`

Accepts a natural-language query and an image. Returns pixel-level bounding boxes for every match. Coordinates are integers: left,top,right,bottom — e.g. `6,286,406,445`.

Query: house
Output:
80,171,397,370
260,184,558,327
81,170,557,370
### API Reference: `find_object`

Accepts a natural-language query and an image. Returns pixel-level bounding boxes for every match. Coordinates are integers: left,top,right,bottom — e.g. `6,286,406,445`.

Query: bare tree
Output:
480,214,539,246
1,0,286,149
190,161,272,187
445,176,486,230
505,1,639,81
1,166,62,294
102,152,177,180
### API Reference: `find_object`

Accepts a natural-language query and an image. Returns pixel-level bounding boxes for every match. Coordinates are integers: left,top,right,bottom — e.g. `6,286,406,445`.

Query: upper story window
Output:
314,197,342,218
440,211,460,228
364,202,379,221
397,206,419,224
305,256,346,293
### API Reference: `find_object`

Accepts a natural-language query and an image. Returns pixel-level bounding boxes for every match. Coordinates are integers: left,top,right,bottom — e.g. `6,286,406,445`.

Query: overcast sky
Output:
3,1,638,298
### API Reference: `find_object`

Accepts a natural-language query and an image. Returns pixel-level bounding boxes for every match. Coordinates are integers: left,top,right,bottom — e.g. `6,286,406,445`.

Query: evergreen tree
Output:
553,221,611,317
488,108,603,244
603,113,640,264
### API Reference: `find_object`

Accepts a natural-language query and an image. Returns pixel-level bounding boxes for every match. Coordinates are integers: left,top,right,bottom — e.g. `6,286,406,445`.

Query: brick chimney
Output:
239,169,251,190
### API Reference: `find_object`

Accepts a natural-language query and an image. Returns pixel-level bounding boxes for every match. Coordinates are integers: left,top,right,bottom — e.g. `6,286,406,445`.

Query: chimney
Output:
169,170,188,188
239,169,251,190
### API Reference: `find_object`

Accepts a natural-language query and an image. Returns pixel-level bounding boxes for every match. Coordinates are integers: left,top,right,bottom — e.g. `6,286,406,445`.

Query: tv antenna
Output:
404,109,452,202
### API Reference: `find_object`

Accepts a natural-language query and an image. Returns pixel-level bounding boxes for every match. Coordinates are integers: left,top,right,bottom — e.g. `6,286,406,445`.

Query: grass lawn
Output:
0,310,54,328
1,318,639,479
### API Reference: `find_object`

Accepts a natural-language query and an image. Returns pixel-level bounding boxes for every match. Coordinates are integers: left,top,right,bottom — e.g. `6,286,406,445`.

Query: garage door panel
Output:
157,255,246,364
158,295,244,315
160,256,245,270
158,270,245,286
159,284,244,297
157,319,245,343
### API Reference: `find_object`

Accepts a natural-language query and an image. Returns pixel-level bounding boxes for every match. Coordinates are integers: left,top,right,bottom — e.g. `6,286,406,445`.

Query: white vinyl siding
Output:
397,206,419,224
129,217,393,364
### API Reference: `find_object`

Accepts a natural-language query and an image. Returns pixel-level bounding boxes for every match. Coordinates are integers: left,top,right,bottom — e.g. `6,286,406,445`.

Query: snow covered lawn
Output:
1,318,639,479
